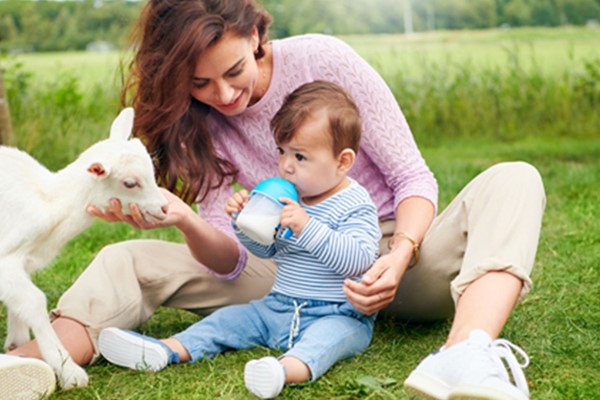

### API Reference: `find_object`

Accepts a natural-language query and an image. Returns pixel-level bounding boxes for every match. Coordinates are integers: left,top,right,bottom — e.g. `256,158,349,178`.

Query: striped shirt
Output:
233,179,381,302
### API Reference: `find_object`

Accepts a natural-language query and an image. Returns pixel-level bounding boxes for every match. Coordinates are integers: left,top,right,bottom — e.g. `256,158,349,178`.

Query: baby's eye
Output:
277,147,284,155
295,153,306,161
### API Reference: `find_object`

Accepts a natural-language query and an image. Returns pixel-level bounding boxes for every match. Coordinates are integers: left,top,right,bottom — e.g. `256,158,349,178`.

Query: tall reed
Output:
384,51,600,145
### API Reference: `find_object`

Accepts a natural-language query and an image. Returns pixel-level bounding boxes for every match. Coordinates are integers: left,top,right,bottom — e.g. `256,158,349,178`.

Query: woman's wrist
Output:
175,207,199,235
388,231,420,269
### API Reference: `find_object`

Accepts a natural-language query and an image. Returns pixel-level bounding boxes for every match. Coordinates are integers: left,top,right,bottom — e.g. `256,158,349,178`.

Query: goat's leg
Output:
6,309,31,350
0,263,88,390
0,259,29,350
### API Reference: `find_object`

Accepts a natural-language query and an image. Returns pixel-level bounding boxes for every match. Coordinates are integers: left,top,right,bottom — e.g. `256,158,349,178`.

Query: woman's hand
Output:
343,246,411,315
225,189,249,219
345,197,434,315
87,188,190,230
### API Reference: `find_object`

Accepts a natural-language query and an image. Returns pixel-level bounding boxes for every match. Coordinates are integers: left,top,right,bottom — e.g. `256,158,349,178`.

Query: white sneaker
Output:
244,356,286,399
0,354,56,400
98,327,178,372
404,329,530,400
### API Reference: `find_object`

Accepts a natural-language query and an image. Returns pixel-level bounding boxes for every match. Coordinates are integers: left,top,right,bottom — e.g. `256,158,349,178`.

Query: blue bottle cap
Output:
251,177,299,204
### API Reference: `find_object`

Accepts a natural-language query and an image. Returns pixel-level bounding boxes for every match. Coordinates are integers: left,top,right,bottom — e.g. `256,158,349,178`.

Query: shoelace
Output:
489,338,530,396
287,300,308,349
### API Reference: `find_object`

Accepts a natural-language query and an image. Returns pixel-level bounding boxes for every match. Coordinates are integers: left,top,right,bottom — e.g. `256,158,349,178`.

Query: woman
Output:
4,1,545,399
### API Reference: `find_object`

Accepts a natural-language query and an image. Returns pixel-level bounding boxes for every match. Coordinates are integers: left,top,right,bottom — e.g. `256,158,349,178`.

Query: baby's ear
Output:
337,148,356,173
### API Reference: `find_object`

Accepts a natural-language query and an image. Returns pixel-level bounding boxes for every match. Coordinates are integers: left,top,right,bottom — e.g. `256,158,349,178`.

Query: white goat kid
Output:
0,108,168,390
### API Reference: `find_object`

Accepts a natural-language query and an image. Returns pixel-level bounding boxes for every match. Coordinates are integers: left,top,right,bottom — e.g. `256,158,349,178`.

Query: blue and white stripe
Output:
235,179,381,302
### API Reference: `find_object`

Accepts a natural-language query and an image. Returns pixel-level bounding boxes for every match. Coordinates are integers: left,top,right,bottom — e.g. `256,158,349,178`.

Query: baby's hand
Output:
280,197,309,236
225,189,249,219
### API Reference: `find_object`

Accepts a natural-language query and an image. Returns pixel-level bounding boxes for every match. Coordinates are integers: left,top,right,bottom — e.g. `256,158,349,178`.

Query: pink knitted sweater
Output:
202,34,438,279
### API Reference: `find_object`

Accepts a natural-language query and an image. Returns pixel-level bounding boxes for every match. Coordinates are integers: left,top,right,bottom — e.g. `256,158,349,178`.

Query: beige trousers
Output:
52,162,545,351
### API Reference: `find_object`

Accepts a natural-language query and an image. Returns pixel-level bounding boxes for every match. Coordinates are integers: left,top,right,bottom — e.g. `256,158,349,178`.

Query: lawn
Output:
26,135,599,400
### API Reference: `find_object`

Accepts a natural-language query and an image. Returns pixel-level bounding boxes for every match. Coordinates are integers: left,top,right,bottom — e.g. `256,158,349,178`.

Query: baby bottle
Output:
235,177,299,245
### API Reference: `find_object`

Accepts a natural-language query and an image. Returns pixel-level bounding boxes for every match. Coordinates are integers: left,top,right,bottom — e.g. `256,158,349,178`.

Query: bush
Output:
388,55,600,145
3,60,120,170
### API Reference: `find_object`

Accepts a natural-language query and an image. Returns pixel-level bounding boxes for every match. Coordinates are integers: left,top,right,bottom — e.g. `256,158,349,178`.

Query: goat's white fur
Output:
0,108,167,390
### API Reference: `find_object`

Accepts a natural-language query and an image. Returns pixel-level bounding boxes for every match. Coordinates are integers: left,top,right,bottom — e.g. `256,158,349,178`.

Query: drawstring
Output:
490,338,530,396
288,300,308,350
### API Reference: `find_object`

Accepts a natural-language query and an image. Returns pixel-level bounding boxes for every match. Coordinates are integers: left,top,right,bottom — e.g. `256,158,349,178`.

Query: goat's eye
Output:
123,179,139,189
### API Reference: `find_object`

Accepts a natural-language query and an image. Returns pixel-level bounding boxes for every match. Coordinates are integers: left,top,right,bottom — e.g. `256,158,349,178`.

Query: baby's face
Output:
277,111,346,204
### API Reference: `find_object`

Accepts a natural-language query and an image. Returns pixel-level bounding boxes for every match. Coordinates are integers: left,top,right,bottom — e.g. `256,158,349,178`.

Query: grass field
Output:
342,26,600,78
8,26,600,87
24,135,599,400
1,26,599,399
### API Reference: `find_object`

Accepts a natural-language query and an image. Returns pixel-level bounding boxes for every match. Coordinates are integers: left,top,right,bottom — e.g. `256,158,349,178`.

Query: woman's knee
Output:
91,240,168,283
93,240,139,271
493,161,543,188
474,161,546,209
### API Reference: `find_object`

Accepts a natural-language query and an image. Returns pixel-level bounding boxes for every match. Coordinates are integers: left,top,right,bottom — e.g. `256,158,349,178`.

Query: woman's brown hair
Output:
121,0,272,204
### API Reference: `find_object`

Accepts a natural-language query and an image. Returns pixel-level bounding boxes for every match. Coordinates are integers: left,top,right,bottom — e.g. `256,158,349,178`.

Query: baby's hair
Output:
271,80,362,155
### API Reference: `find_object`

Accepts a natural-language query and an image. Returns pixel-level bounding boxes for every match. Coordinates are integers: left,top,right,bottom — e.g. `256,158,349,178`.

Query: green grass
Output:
342,26,600,79
1,26,599,399
8,27,600,85
13,135,598,399
6,51,124,90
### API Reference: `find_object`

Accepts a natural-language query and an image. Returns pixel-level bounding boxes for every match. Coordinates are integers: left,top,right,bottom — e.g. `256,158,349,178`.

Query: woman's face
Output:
190,30,261,116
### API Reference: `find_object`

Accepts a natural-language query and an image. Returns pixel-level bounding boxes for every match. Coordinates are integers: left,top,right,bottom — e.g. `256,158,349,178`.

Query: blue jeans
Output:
174,292,376,380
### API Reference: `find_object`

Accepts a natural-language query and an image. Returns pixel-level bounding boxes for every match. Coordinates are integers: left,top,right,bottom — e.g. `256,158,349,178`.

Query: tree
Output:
0,66,13,145
504,0,532,27
404,0,414,34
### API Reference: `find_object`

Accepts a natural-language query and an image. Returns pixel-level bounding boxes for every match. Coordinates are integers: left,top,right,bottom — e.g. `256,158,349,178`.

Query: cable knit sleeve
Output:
296,35,439,214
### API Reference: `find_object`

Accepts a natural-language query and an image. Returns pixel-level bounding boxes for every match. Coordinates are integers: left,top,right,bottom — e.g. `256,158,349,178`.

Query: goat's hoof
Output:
58,363,88,390
4,343,17,352
4,334,30,351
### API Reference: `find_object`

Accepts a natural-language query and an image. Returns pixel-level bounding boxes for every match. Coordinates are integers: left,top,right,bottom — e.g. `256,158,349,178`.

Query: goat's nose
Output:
161,205,169,214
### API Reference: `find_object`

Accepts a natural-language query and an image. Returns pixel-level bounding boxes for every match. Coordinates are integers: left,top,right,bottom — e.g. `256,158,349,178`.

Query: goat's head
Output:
79,108,168,223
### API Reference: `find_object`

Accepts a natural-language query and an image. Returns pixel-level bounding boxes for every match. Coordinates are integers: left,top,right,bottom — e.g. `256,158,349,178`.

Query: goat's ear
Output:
87,162,111,180
109,107,135,141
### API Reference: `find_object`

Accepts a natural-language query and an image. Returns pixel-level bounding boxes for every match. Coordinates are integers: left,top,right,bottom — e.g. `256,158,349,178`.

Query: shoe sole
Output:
98,328,168,372
449,384,529,400
403,370,451,400
0,357,56,400
244,357,285,399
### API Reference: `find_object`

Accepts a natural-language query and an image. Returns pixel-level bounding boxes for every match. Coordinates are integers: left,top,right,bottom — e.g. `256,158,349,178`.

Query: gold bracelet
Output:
388,231,420,269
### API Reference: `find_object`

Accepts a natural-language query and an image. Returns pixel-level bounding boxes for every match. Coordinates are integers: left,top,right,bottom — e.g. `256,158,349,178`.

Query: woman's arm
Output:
343,196,435,315
176,204,240,275
301,37,438,313
88,188,240,275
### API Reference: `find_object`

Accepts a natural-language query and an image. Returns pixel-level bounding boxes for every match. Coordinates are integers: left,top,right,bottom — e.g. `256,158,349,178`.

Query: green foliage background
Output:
1,0,600,52
3,27,599,168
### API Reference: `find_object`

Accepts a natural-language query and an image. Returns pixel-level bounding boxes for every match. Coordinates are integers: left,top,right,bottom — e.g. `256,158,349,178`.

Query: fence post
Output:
0,67,14,145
